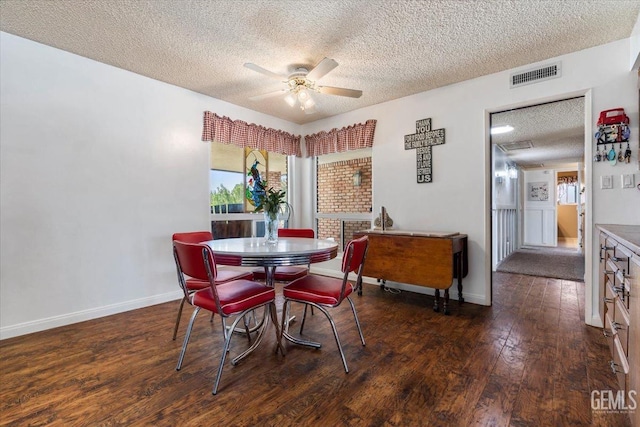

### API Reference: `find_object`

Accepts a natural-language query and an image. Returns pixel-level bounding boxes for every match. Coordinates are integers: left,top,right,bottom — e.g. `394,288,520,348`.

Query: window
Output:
210,141,288,214
210,141,289,239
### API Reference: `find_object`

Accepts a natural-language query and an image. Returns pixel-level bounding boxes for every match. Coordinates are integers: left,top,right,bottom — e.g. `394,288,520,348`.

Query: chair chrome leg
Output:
299,304,309,334
213,314,245,395
270,303,286,356
281,299,322,348
347,297,366,346
232,305,270,365
176,306,200,371
172,296,188,341
312,303,349,373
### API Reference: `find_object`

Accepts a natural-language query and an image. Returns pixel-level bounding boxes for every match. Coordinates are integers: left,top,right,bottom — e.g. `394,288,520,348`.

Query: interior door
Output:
523,169,557,247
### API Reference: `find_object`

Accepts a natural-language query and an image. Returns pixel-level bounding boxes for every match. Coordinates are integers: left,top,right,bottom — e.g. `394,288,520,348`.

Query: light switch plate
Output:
621,174,635,188
601,175,613,189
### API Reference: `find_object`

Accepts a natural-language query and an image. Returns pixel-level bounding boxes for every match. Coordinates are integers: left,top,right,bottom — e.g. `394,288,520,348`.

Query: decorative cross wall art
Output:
404,118,446,183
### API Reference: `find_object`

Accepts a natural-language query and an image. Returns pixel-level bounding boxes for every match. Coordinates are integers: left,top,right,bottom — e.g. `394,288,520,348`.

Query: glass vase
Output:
264,211,280,243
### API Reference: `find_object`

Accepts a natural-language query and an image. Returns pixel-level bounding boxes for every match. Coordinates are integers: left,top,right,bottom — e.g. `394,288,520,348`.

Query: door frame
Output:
485,90,594,325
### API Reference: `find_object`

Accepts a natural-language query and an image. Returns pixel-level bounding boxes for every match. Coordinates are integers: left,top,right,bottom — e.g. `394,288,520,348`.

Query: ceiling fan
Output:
244,57,362,114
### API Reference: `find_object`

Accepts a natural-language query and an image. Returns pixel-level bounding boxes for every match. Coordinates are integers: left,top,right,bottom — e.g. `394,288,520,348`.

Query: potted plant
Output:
248,181,288,243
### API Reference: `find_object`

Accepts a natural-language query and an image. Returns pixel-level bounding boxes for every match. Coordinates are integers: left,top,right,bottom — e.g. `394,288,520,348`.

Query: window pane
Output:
210,170,244,213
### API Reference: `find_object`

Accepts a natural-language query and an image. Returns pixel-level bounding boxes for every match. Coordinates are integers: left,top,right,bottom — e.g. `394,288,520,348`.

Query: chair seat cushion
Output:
252,266,309,282
215,269,254,283
185,269,253,291
191,280,275,316
282,274,354,306
185,277,209,291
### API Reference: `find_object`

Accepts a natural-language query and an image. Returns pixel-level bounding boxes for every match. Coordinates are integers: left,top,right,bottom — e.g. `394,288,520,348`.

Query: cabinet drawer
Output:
604,311,617,359
612,243,632,272
610,335,629,394
604,280,616,316
613,297,630,355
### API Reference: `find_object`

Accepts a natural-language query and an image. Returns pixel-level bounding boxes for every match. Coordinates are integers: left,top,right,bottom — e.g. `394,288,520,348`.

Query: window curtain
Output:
202,111,302,157
304,119,376,157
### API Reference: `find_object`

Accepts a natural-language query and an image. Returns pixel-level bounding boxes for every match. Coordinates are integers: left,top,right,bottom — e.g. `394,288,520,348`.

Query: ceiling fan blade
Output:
306,57,338,81
244,63,287,81
249,89,287,101
317,85,363,98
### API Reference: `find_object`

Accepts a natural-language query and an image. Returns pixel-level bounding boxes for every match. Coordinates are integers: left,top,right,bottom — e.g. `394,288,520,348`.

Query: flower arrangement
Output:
246,159,286,217
254,185,287,218
246,159,288,242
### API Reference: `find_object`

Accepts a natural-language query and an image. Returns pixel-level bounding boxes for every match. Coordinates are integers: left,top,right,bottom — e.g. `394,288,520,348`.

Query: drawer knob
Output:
603,297,615,304
603,329,613,338
613,286,628,296
610,360,624,374
612,321,626,331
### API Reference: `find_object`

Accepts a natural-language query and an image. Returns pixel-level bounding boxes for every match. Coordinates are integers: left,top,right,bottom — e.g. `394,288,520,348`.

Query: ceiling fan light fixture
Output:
301,95,315,109
297,88,310,101
284,93,296,107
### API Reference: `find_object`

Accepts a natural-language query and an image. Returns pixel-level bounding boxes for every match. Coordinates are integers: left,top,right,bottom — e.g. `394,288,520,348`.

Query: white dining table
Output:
203,237,339,354
203,237,339,288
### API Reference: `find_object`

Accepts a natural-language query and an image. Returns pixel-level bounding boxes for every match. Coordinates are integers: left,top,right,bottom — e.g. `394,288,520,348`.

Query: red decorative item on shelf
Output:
597,108,629,126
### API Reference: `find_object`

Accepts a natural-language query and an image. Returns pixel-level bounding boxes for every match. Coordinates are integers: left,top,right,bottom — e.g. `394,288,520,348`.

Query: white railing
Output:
492,208,517,270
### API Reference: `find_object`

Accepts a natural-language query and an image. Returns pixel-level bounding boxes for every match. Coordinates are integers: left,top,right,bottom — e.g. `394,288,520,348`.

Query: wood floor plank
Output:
0,273,631,426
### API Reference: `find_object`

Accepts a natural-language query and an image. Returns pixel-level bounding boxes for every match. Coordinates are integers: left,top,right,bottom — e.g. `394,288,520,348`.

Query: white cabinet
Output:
598,224,640,426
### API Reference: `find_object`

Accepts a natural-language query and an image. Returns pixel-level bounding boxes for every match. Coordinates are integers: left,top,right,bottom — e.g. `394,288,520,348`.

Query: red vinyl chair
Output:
281,235,369,373
252,228,315,282
171,231,253,340
172,240,282,394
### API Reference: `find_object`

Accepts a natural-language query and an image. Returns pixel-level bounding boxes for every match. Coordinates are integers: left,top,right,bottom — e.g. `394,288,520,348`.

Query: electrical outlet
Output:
601,175,613,189
621,174,635,188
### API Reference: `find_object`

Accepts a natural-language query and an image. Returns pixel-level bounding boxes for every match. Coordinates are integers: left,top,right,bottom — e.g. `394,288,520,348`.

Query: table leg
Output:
433,289,440,312
456,252,464,304
444,288,450,315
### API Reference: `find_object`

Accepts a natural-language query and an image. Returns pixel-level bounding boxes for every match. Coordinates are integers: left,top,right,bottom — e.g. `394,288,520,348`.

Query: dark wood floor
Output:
0,272,631,426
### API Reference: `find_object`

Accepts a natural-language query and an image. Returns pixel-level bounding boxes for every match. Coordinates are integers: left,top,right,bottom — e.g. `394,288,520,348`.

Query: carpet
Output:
496,246,585,281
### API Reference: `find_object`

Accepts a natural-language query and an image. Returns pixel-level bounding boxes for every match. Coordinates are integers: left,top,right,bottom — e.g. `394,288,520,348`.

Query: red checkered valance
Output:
304,120,376,157
202,111,302,157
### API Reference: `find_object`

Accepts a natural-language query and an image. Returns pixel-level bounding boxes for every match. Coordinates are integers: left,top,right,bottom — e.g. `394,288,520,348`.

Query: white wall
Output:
0,32,301,339
2,32,639,338
302,37,640,324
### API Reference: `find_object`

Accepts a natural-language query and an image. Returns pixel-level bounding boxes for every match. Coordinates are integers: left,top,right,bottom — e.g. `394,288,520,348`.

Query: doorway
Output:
490,97,586,278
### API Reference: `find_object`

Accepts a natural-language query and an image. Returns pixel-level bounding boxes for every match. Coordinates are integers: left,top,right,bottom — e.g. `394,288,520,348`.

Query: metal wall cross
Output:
404,118,446,183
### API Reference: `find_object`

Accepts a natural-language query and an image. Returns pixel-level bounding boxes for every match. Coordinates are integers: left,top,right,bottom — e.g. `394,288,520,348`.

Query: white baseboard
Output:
310,267,486,306
0,290,182,340
587,313,604,328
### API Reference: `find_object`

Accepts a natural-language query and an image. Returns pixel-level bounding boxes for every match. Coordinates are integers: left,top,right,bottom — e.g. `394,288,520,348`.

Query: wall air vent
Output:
510,62,561,88
497,140,533,151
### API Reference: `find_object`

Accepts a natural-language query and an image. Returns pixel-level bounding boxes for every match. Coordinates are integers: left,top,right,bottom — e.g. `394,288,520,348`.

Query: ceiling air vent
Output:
510,62,561,88
497,140,533,152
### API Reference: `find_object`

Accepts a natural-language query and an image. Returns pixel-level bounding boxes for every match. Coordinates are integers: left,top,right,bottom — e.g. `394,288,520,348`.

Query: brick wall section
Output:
266,171,283,192
317,157,372,248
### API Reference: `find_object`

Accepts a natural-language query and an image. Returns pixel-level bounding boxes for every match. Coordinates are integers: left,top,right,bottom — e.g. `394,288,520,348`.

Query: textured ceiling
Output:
1,0,638,126
491,97,585,169
1,0,638,167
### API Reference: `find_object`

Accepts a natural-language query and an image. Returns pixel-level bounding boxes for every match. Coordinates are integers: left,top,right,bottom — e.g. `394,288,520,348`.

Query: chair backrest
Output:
173,240,222,309
172,231,213,244
338,235,369,302
341,235,369,274
278,228,315,238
